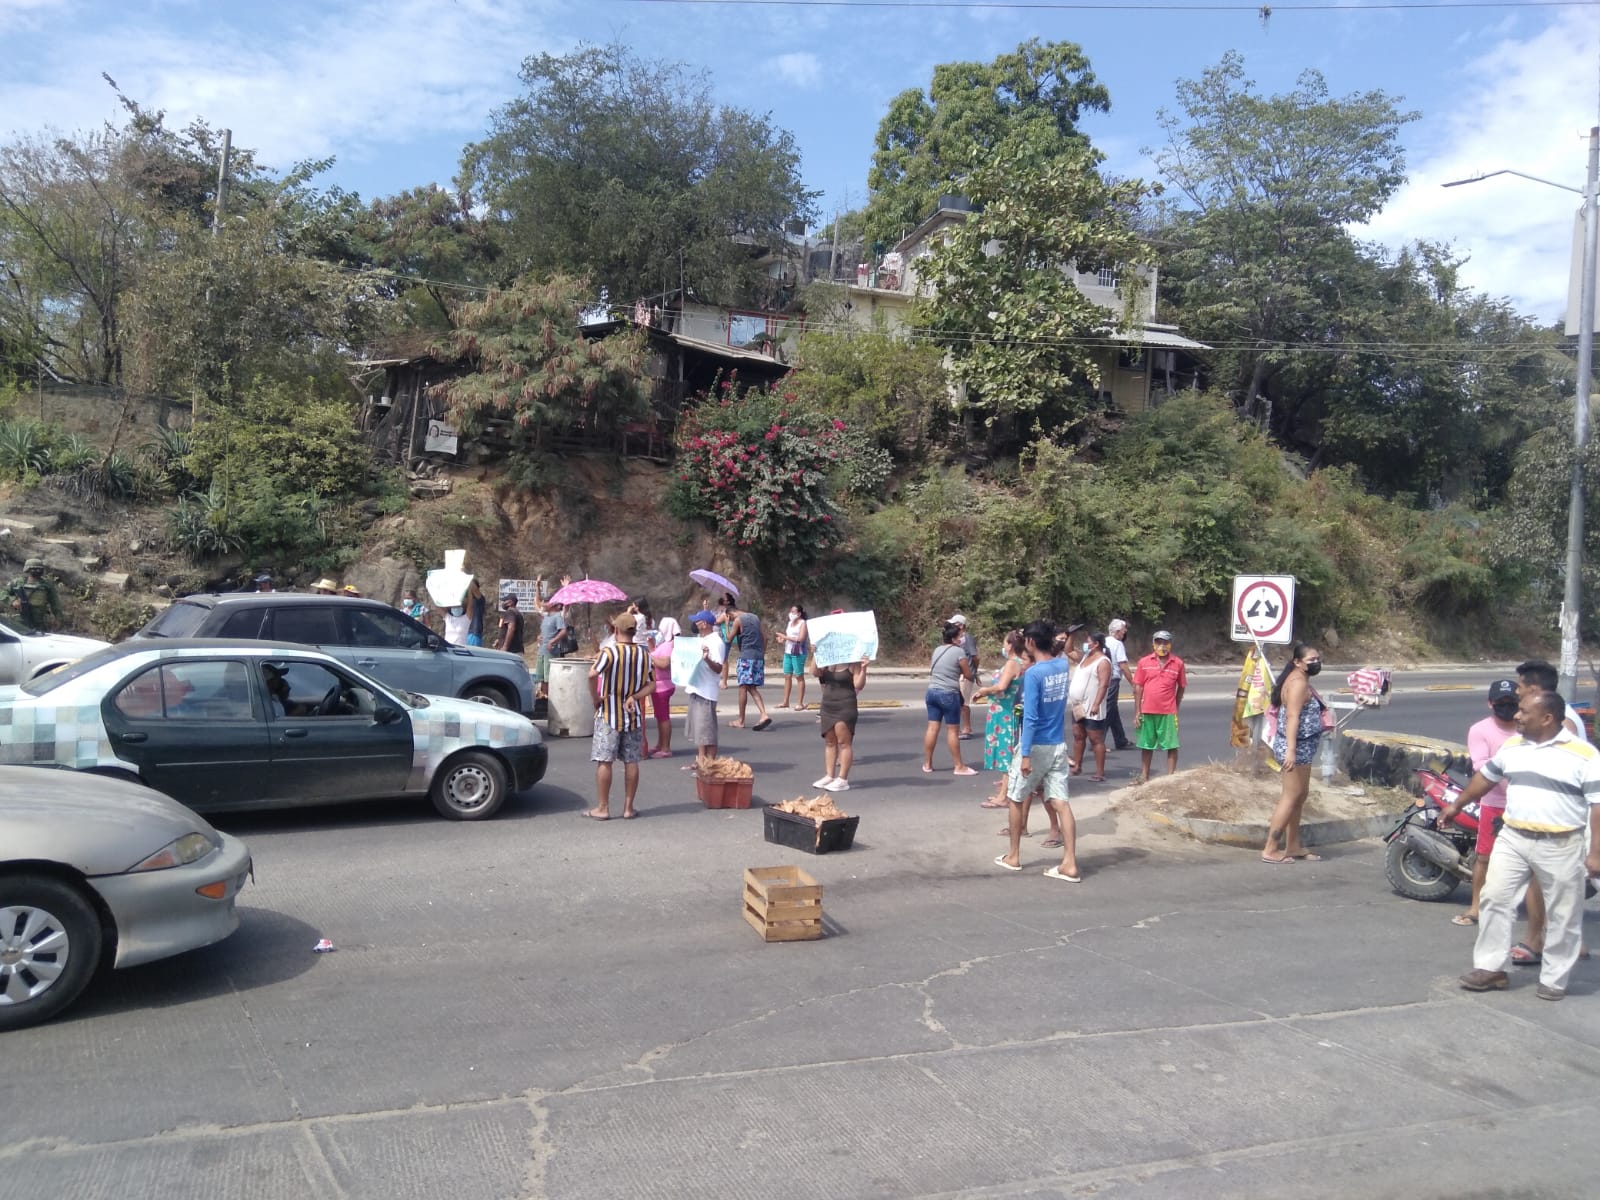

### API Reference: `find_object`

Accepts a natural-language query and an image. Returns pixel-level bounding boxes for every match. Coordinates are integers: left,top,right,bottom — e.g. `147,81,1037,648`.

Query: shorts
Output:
925,687,963,725
652,685,675,724
737,658,765,687
466,633,483,647
783,652,806,676
1476,805,1504,857
1008,742,1071,804
1076,716,1108,732
535,653,550,683
686,694,719,747
591,720,644,764
1137,712,1179,751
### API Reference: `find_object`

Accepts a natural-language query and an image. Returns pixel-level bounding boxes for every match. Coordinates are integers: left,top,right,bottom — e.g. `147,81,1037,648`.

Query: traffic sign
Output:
1231,575,1296,644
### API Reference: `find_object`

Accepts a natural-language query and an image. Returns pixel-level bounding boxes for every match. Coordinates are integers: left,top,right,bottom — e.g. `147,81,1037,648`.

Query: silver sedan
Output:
0,766,251,1031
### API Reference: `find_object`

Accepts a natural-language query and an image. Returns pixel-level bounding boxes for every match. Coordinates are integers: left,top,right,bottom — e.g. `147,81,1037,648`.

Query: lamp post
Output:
1444,127,1598,700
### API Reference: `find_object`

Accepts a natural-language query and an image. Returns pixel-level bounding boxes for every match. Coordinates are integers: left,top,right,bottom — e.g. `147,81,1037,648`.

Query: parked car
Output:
0,617,109,686
0,765,252,1030
134,594,535,714
0,640,548,820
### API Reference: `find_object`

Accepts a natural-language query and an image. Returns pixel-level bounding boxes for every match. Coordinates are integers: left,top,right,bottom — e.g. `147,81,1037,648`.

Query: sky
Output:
3,0,1599,322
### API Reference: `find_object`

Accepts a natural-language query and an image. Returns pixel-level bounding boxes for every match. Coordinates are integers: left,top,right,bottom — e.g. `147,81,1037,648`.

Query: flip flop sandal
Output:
1510,942,1542,966
1042,837,1063,848
753,718,774,731
993,856,1022,872
1260,855,1296,864
1451,914,1479,926
1043,866,1081,883
979,799,1008,808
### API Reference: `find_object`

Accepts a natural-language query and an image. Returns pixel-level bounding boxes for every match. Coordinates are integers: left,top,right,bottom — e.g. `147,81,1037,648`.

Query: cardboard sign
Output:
425,549,472,609
498,578,539,613
670,635,719,691
806,611,879,667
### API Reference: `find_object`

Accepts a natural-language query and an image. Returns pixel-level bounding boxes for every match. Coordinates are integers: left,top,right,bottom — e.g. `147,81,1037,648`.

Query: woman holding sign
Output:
813,658,867,792
647,617,680,758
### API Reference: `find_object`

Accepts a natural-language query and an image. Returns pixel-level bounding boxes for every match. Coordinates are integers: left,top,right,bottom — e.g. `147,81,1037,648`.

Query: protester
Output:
1261,642,1328,863
716,594,738,648
496,593,525,654
536,601,571,698
685,609,728,773
725,601,773,730
585,612,654,821
923,621,977,775
949,614,980,739
443,601,470,646
630,597,657,648
973,629,1028,808
780,604,810,710
1443,690,1600,1001
1132,631,1187,784
1105,618,1135,750
253,573,274,593
311,578,338,595
813,657,867,792
463,579,487,646
1452,680,1521,926
342,583,363,598
1069,631,1113,782
5,558,63,632
648,617,680,758
996,621,1080,881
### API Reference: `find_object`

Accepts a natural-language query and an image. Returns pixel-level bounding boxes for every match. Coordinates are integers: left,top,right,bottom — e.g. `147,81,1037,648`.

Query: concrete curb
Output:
1147,810,1401,848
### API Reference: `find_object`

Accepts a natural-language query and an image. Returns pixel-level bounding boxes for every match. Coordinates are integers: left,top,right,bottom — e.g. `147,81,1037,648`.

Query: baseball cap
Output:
1153,630,1173,641
500,593,518,605
690,609,717,626
1487,679,1518,702
1065,622,1086,635
613,612,639,634
947,613,968,625
254,572,272,583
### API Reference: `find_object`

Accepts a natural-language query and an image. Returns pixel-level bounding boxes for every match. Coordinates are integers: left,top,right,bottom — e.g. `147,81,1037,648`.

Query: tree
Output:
462,43,815,307
1150,52,1417,423
865,39,1109,246
350,185,506,325
433,275,646,437
915,141,1148,433
784,329,951,458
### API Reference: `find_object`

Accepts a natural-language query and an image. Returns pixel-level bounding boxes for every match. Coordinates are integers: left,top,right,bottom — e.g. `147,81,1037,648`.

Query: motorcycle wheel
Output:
1384,838,1462,902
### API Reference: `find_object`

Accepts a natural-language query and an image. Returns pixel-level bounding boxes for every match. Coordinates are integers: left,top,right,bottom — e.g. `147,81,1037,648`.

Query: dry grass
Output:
1110,760,1410,825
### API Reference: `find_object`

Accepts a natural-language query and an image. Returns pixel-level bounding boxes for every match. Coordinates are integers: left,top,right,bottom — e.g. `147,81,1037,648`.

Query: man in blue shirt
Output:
996,620,1080,882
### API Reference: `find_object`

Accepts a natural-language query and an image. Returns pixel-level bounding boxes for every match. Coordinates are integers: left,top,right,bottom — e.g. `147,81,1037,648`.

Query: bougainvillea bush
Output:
667,380,846,567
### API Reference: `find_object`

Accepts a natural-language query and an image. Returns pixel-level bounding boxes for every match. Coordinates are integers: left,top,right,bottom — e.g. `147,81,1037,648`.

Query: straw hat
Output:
311,578,338,593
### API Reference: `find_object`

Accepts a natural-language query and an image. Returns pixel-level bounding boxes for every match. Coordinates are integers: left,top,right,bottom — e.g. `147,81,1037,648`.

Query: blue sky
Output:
3,0,1598,319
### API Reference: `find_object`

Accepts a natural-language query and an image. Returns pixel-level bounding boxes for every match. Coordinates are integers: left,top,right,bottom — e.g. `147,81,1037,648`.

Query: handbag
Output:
551,628,578,657
1318,694,1336,733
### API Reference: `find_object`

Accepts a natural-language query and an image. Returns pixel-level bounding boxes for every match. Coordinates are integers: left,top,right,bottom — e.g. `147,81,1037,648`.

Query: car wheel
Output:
0,873,104,1031
430,750,509,821
459,682,514,709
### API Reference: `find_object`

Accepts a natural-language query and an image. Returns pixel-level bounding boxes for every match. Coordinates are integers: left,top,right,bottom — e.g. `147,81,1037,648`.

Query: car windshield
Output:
20,645,128,696
139,601,212,638
0,617,44,639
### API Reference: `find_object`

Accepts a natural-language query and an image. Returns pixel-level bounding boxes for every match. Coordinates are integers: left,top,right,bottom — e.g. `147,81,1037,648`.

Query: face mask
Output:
1083,641,1093,655
1155,645,1170,658
1493,702,1518,720
1305,662,1322,677
789,611,799,619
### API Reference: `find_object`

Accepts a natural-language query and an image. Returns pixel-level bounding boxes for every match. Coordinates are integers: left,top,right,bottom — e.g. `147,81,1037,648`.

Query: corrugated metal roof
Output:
1108,327,1211,351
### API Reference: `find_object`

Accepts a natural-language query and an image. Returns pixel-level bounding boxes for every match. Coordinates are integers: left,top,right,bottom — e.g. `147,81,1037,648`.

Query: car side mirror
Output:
373,705,403,725
425,634,445,650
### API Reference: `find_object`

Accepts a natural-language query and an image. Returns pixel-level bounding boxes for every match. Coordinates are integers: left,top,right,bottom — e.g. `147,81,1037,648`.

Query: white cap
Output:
947,613,968,625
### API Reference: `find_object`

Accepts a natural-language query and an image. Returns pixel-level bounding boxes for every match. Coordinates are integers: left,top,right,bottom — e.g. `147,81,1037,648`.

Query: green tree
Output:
1150,53,1416,423
784,329,951,458
916,141,1148,432
865,39,1109,245
433,275,646,437
463,43,815,306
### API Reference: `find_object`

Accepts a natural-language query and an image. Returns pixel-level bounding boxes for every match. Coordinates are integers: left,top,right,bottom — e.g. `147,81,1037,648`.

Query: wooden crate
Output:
742,866,823,942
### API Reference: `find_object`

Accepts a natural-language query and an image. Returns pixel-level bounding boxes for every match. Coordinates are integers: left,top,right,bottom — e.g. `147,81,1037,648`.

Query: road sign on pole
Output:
1231,575,1296,645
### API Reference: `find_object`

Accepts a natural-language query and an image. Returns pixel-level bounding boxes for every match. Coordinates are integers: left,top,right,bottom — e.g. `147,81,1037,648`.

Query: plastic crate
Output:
698,776,753,809
763,805,859,854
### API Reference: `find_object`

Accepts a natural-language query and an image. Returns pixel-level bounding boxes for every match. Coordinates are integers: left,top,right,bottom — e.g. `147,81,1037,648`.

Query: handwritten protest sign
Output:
806,611,879,667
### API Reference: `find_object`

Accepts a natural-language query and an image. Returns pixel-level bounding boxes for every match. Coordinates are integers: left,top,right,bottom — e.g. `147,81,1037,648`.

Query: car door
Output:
333,606,454,698
100,659,272,810
258,658,413,803
0,621,21,686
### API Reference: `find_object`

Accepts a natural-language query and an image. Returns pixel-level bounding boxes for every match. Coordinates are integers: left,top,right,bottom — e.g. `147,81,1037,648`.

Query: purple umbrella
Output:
548,578,628,606
689,569,739,599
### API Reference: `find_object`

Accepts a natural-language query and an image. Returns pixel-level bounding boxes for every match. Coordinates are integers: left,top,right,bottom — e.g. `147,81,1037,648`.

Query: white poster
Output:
670,636,717,691
423,420,459,455
498,578,539,613
806,611,879,667
425,549,472,609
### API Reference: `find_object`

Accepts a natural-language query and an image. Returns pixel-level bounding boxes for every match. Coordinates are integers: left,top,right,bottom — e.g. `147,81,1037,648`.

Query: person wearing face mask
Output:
1068,631,1112,782
1261,642,1328,863
1451,680,1522,926
779,605,810,710
1132,631,1186,784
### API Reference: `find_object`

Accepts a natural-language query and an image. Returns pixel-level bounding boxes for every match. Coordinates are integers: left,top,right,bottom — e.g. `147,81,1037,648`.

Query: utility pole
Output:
212,128,232,236
1560,125,1598,699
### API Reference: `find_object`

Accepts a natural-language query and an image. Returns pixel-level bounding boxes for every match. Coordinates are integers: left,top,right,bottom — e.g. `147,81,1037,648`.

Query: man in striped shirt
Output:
585,612,655,821
1442,690,1600,1000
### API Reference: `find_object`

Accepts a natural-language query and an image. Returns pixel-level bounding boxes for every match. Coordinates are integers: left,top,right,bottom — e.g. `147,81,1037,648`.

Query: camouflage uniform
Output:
6,559,64,632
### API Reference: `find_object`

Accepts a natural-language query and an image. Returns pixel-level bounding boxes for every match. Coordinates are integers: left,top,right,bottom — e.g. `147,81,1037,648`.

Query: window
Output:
217,608,270,639
1096,267,1119,290
261,661,379,719
143,601,212,638
342,607,429,650
267,606,341,646
113,661,256,722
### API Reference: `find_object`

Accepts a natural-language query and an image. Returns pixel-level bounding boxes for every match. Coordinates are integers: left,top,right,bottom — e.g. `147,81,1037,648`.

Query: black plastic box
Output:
763,805,859,854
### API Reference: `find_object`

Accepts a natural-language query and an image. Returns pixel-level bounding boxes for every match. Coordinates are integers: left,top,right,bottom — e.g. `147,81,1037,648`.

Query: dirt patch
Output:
1109,761,1411,827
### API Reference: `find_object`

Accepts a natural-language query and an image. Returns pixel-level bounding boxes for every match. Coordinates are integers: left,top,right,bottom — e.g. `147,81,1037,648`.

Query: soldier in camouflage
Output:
6,557,64,632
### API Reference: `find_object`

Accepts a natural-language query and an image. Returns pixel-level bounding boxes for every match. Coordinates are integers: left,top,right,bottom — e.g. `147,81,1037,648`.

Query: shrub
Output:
0,420,50,476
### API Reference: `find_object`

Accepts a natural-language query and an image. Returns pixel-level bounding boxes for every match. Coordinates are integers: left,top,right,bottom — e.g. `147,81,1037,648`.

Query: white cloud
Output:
0,0,562,175
1362,11,1600,322
0,0,63,29
772,52,821,89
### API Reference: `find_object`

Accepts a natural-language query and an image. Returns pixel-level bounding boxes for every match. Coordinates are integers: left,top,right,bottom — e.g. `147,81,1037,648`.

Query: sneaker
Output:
1459,968,1509,992
824,778,850,792
1537,984,1566,1001
812,776,834,789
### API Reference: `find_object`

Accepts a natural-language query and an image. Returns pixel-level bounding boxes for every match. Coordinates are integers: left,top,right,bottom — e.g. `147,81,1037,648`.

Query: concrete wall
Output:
9,384,190,447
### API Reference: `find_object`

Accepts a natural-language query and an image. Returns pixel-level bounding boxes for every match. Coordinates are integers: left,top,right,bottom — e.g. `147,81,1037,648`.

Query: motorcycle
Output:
1382,767,1481,902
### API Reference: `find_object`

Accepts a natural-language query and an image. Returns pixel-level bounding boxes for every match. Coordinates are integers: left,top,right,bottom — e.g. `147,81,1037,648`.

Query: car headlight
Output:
128,832,218,872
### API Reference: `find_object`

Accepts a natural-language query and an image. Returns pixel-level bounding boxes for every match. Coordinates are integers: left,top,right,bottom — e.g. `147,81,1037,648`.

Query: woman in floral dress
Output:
972,630,1028,808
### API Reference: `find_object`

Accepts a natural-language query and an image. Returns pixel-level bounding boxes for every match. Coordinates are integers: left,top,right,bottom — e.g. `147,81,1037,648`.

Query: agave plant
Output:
140,425,198,495
0,420,50,476
44,432,98,475
167,485,244,559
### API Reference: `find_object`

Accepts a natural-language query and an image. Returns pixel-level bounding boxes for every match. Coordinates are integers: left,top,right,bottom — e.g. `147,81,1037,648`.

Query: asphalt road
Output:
5,669,1596,1199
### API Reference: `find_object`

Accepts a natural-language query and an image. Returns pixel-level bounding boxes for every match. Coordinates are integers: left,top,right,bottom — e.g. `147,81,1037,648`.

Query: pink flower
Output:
831,420,846,432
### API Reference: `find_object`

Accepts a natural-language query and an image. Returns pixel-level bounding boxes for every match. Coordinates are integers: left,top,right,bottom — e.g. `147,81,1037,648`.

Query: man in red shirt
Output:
1132,630,1187,783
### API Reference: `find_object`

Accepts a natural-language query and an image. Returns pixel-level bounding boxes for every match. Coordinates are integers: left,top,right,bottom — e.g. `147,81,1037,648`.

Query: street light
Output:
1444,127,1598,701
